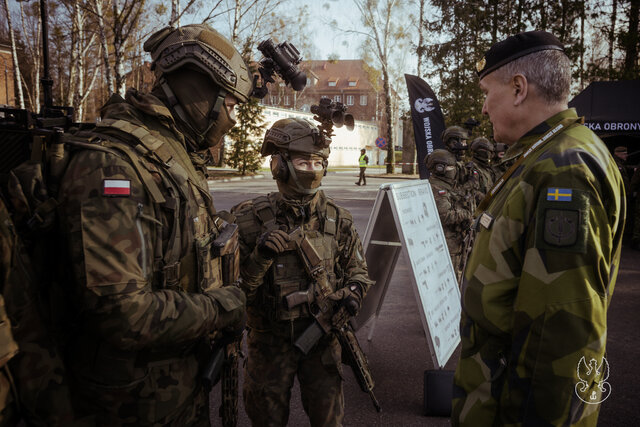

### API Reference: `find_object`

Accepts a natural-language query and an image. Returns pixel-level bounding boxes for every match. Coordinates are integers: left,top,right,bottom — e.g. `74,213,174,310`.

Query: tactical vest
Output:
64,118,234,294
242,194,341,322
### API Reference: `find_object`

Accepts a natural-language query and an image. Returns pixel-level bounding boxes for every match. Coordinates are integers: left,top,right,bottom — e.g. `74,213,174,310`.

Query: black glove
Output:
209,286,246,336
329,283,363,316
256,229,291,259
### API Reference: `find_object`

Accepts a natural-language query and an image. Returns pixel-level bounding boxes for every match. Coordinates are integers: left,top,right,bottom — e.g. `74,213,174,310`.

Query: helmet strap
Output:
159,77,227,149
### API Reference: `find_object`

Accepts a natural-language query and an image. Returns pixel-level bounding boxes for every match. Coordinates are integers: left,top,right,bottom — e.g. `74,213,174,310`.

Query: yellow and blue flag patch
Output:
547,188,572,202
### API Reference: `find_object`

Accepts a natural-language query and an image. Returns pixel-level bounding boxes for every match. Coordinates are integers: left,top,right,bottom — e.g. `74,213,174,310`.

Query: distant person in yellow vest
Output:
356,148,369,186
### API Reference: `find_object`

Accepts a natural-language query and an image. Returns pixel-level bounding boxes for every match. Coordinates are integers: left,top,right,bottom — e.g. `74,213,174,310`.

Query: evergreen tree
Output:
226,97,267,175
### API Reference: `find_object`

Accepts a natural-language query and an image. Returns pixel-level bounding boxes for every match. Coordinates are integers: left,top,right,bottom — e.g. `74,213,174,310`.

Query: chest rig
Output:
67,118,236,294
252,194,340,322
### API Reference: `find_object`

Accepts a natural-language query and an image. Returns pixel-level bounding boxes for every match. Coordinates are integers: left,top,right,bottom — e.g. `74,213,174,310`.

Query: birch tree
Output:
3,0,25,108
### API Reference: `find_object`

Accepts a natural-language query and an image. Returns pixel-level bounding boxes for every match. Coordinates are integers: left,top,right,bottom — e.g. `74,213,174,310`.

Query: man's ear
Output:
512,74,528,106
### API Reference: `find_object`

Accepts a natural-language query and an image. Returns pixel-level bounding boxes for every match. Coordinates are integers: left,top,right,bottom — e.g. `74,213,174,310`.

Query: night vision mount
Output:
310,98,355,148
252,39,307,99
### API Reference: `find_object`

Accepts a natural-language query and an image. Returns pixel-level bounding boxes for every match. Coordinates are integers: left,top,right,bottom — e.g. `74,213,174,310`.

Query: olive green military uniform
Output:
453,109,626,426
0,199,75,426
56,90,245,426
232,190,373,427
429,177,473,280
631,167,640,248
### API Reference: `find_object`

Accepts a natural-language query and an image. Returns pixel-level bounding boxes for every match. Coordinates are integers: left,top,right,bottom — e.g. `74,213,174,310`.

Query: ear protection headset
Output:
270,152,329,181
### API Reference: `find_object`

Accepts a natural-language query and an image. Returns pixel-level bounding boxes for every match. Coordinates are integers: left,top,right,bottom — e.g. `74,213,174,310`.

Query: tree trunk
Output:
623,0,639,77
171,0,180,27
401,116,415,175
383,66,394,174
539,0,547,30
3,0,25,108
92,0,114,96
417,0,425,78
579,2,585,90
609,0,617,77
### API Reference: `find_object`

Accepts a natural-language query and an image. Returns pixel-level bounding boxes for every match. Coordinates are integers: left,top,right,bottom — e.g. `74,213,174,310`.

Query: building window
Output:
334,95,341,103
270,96,278,105
348,80,357,87
346,95,354,106
360,95,367,106
284,95,290,106
328,81,337,87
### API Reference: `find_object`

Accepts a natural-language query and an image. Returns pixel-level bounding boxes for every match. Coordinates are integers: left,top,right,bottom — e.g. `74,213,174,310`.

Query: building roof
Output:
301,60,379,92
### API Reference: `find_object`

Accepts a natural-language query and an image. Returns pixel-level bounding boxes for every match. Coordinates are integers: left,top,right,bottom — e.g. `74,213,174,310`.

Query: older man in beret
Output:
452,31,626,426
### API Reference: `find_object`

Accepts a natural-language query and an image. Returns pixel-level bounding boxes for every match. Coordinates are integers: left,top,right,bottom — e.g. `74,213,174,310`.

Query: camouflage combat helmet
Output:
426,149,457,182
470,137,494,163
262,118,330,196
442,126,469,152
261,118,330,159
144,24,252,102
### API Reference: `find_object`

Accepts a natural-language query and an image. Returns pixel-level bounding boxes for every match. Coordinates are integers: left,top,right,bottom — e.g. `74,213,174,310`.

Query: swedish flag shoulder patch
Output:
547,187,572,202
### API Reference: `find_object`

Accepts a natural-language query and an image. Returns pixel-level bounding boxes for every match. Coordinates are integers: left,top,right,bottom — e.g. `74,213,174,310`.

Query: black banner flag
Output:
404,74,446,179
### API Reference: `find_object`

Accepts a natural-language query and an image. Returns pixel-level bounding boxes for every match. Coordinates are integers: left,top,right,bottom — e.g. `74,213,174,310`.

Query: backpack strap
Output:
323,201,338,236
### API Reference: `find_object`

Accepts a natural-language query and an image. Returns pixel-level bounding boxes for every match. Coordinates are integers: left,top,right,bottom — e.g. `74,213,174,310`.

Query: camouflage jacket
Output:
56,90,244,424
0,199,75,426
231,191,373,336
430,177,473,256
452,109,626,426
468,159,495,204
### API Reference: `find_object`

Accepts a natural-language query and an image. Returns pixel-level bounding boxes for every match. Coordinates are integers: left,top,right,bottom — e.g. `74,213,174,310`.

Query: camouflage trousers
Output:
69,352,211,427
243,328,344,427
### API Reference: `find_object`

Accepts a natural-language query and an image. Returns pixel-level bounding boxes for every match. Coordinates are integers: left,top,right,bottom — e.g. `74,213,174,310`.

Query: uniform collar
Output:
502,108,578,163
276,190,325,222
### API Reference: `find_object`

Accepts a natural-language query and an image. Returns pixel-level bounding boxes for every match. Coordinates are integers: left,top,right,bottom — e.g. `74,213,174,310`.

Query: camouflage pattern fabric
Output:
0,199,76,426
452,109,626,426
468,160,495,204
56,89,245,426
631,167,640,247
429,176,473,280
232,190,373,426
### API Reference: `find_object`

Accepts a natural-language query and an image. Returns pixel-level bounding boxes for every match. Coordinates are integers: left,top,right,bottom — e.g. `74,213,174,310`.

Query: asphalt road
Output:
208,172,640,426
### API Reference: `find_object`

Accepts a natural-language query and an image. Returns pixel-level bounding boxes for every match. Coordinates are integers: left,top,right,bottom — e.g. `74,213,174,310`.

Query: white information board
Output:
352,180,461,369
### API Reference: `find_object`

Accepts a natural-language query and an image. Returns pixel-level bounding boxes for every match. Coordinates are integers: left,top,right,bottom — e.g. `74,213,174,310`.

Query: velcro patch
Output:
535,188,589,253
103,179,131,196
438,190,447,195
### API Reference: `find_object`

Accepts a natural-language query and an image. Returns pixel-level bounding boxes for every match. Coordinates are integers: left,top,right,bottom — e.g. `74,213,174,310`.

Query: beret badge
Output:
476,57,486,73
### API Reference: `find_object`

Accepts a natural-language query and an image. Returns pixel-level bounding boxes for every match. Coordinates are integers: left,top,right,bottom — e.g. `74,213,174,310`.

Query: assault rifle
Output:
200,220,243,427
285,227,382,413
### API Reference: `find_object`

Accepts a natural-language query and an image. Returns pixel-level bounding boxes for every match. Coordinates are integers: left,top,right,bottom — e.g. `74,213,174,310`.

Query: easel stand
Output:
351,181,461,417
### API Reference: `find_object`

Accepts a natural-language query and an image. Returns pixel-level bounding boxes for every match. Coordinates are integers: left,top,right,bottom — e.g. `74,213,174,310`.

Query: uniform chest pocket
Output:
195,233,222,293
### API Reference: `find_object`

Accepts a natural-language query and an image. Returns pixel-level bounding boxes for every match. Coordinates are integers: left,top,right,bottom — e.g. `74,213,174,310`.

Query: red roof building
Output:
262,59,385,123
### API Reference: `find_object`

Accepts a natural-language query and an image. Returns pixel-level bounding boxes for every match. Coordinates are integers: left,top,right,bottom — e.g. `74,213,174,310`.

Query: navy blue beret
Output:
476,31,565,79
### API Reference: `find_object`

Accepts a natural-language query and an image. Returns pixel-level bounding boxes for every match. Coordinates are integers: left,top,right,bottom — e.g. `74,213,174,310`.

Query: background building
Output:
0,42,15,106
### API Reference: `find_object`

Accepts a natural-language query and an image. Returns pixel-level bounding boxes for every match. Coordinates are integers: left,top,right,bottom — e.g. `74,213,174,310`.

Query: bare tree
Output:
352,0,407,173
89,0,114,95
3,0,25,108
111,0,145,96
18,0,41,111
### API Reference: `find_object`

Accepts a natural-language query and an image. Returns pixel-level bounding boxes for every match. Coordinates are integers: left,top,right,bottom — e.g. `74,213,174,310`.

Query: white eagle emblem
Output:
414,97,435,113
575,356,611,404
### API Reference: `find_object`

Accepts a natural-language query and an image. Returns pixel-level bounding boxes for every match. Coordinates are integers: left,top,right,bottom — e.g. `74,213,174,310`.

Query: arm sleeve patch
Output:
534,188,589,253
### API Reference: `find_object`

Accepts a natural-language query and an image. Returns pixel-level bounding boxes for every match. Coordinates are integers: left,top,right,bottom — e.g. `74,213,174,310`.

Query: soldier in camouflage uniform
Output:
631,167,640,250
452,31,625,426
0,199,76,426
231,118,374,427
426,149,474,283
468,137,495,203
54,25,249,425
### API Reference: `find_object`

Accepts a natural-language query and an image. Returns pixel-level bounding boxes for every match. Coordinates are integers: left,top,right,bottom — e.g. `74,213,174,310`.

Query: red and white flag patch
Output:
438,190,447,195
103,179,131,196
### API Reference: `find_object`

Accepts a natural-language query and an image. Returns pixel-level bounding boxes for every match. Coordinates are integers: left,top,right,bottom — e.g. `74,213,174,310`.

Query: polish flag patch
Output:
103,179,131,196
438,190,447,195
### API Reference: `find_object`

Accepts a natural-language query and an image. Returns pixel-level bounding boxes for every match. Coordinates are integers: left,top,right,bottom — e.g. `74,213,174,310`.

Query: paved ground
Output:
208,172,639,426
